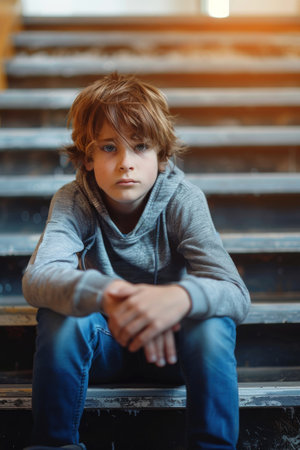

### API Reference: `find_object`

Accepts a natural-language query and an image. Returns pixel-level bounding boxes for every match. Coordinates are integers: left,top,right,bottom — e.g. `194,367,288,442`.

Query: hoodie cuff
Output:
73,269,115,315
177,277,208,319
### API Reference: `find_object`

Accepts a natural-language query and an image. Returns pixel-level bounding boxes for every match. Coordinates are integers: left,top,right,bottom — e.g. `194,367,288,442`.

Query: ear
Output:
158,160,167,172
84,159,94,171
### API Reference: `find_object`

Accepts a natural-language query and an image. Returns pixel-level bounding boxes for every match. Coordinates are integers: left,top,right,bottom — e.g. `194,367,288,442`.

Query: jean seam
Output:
71,328,100,442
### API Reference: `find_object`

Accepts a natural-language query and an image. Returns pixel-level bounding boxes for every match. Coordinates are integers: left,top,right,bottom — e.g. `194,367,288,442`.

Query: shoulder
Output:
48,180,96,233
167,176,208,215
165,175,214,236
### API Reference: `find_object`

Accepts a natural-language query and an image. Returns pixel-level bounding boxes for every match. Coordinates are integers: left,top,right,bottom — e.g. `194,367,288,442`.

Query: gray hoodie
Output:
22,164,250,324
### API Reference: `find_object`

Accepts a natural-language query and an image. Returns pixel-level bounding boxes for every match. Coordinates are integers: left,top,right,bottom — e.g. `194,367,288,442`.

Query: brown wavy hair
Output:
64,73,185,169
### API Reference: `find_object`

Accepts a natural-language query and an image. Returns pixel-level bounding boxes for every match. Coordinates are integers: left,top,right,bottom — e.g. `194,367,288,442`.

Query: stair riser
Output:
7,73,300,89
1,195,300,233
1,148,300,175
2,107,300,128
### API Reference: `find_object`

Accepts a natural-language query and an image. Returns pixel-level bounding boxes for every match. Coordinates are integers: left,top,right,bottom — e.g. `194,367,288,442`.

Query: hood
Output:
76,161,185,239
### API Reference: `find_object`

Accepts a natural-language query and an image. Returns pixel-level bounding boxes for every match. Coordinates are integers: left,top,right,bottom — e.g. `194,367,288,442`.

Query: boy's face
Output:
85,120,162,215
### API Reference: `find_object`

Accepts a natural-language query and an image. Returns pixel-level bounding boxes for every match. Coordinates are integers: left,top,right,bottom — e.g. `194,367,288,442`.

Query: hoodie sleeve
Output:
22,182,113,317
167,182,250,325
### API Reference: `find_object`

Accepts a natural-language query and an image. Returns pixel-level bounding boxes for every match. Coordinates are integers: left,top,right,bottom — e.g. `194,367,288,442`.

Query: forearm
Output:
22,263,113,317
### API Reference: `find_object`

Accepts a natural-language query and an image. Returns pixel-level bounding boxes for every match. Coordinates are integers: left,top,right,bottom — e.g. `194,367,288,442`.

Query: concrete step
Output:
1,382,300,410
1,173,300,196
1,87,300,109
1,295,300,326
1,232,300,256
1,126,300,149
6,56,300,78
2,88,300,127
6,55,300,88
13,30,300,58
22,15,300,33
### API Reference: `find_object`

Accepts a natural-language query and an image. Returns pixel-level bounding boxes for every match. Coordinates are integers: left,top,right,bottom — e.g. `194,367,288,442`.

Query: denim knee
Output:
34,308,111,370
179,316,237,368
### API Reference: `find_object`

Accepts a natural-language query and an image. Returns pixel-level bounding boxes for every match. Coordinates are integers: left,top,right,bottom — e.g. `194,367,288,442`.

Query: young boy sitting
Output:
22,72,250,450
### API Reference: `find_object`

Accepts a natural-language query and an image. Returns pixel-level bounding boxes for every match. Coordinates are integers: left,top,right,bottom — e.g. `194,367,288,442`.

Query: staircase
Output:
0,14,300,450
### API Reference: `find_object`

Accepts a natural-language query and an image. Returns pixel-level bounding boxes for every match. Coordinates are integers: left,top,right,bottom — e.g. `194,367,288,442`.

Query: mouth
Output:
117,179,138,185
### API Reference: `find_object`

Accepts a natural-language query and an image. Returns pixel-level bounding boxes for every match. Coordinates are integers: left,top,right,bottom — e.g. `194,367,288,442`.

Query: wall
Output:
230,0,300,16
0,0,21,90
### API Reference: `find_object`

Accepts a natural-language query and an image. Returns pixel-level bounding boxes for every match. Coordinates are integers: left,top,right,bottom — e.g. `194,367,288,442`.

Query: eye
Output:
102,144,116,153
135,143,148,152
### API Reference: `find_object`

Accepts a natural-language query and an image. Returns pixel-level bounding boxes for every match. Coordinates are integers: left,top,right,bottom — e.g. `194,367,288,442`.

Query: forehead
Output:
97,120,146,143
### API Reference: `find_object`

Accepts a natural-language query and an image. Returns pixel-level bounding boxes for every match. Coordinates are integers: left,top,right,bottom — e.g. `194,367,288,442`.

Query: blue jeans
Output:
32,309,239,449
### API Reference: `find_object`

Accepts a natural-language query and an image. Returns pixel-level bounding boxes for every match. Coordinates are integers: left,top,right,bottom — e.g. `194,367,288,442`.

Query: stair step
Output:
1,382,300,409
1,366,300,383
22,16,300,33
1,88,300,109
1,174,300,196
0,232,299,256
12,31,300,56
1,126,300,149
6,56,300,78
1,296,300,326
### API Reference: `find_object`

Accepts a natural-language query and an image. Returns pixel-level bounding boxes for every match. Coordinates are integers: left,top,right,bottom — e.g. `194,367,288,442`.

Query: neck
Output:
103,196,148,234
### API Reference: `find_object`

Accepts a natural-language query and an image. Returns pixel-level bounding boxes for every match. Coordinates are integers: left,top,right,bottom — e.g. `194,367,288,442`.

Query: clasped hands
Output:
102,280,191,367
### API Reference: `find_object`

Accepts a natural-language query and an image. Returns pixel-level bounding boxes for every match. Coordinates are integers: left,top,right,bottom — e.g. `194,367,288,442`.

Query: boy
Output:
22,73,250,449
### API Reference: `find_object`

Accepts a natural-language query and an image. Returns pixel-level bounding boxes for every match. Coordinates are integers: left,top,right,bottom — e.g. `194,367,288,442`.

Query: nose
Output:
118,147,134,171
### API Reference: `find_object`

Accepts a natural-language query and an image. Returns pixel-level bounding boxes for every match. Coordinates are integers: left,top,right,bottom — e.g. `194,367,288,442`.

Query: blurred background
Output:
21,0,300,17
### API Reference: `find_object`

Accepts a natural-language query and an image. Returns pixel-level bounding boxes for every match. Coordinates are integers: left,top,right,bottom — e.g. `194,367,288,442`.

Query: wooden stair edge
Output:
1,174,300,197
1,231,300,256
1,382,300,409
1,87,300,109
1,126,300,149
1,299,300,326
21,15,300,33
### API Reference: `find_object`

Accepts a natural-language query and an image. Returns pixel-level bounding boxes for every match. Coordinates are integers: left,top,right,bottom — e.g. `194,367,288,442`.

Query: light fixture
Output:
206,0,230,18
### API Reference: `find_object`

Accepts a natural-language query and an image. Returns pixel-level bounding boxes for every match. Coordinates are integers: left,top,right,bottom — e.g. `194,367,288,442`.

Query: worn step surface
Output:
2,88,300,127
1,382,300,410
6,56,300,88
1,174,300,196
22,15,300,33
1,295,300,326
12,31,300,58
1,232,300,256
1,126,299,149
2,87,300,108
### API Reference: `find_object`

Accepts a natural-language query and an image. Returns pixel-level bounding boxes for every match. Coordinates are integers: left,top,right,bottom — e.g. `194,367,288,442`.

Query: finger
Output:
153,335,166,367
144,341,157,364
163,330,177,365
128,320,165,353
172,323,181,333
112,313,148,347
105,281,136,298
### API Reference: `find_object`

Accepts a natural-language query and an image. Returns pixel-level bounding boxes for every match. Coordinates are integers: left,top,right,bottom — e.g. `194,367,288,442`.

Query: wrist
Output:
173,284,192,317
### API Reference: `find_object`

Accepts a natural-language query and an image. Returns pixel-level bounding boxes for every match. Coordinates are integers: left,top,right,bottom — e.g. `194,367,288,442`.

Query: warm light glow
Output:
207,0,229,18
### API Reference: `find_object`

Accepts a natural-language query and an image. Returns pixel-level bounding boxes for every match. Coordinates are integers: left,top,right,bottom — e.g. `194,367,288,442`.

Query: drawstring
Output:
153,214,161,285
80,233,97,270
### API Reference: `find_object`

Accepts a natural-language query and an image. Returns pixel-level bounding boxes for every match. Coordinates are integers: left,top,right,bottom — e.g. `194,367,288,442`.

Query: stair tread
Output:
2,88,300,108
6,55,300,77
1,173,300,196
1,296,300,325
1,126,300,148
5,54,300,77
1,231,300,255
1,381,300,409
21,15,300,33
13,30,300,48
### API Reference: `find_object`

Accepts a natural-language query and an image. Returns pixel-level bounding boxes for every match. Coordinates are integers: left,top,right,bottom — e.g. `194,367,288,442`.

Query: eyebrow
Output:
97,137,117,143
